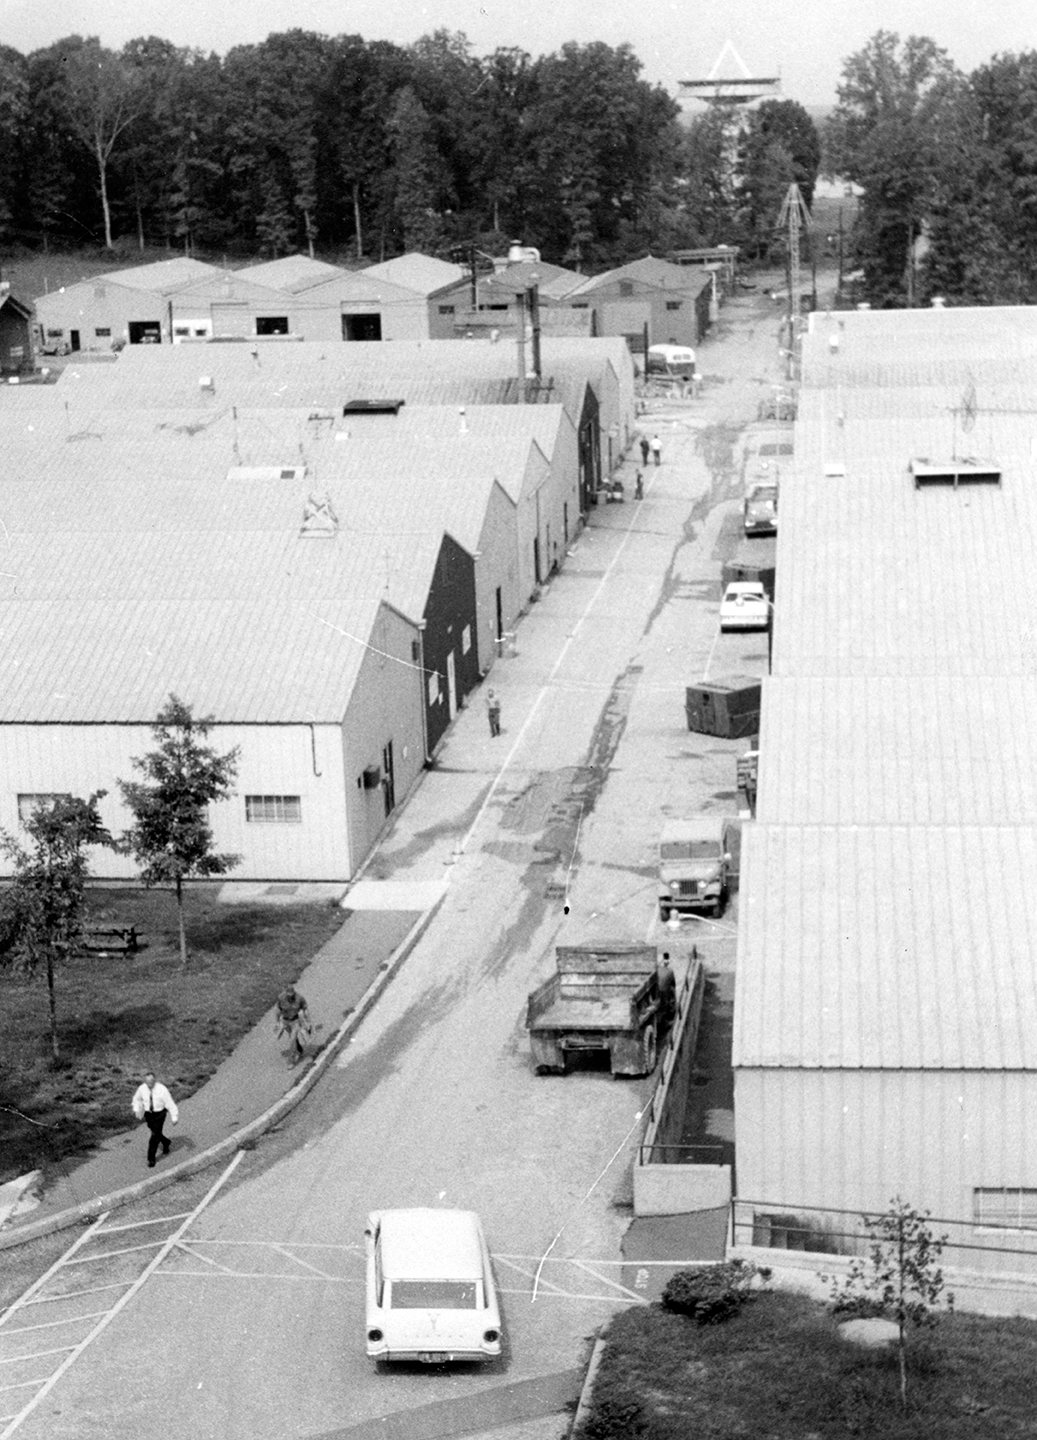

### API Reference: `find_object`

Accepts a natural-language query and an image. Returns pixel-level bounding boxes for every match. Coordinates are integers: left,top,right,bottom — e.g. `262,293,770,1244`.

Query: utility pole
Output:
776,182,811,381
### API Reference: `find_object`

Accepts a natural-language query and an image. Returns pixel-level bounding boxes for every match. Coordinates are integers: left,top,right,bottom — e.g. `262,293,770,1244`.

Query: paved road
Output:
2,281,790,1440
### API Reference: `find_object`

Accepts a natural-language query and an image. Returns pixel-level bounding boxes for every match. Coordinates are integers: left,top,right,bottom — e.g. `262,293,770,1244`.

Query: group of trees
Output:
0,28,820,270
0,697,239,1060
826,32,1037,306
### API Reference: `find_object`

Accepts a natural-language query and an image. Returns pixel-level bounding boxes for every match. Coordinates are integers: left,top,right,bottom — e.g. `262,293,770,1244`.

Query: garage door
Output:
211,304,252,338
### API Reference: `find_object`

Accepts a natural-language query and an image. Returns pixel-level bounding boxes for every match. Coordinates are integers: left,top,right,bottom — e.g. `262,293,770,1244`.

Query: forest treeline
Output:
3,27,1037,307
0,29,819,270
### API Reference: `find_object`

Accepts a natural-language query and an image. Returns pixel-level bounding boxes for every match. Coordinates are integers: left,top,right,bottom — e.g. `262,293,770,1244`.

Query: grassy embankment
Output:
0,885,344,1183
578,1289,1037,1440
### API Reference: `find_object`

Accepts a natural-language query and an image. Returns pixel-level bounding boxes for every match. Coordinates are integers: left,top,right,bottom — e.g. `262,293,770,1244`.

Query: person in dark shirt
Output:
275,985,313,1066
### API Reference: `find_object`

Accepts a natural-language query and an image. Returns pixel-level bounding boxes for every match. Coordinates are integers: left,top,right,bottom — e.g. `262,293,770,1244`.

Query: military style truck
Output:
658,817,735,920
526,934,663,1078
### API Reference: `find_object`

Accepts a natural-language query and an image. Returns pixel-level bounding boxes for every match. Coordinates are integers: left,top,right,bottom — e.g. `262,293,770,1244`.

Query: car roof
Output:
660,818,730,841
371,1208,484,1280
724,581,766,595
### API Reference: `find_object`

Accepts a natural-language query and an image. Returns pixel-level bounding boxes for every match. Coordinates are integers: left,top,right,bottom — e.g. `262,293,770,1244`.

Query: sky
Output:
1,0,1034,110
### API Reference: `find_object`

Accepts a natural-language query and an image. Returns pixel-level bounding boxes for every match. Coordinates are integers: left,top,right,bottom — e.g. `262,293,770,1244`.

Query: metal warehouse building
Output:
734,303,1037,1261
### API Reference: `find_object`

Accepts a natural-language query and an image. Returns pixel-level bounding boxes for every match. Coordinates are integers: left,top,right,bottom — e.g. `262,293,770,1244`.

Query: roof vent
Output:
911,457,1001,488
199,375,214,392
226,466,306,481
300,494,339,537
342,398,405,415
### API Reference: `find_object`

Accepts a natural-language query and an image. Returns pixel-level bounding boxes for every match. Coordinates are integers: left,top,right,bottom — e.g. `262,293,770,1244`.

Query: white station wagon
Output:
719,581,770,633
364,1208,503,1365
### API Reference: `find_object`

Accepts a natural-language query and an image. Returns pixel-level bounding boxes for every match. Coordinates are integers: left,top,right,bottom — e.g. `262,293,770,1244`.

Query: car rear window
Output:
390,1280,478,1308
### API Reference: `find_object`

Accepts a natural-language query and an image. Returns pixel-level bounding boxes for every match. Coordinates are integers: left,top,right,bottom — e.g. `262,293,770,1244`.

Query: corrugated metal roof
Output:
770,457,1037,676
362,253,467,295
569,255,711,296
100,257,225,293
0,530,415,723
733,824,1037,1069
757,677,1037,824
234,256,347,292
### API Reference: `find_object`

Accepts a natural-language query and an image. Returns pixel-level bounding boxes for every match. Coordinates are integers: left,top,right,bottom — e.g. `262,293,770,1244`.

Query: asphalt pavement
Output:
0,275,796,1440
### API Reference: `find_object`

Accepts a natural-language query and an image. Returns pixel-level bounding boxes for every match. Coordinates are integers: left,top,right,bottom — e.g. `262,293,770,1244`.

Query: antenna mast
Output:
777,182,811,379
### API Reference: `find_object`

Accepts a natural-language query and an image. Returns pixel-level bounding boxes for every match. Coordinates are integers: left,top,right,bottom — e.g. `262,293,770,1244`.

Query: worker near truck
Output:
657,955,677,1035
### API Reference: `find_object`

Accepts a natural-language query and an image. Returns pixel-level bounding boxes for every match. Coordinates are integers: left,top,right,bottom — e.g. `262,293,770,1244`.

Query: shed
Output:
0,285,33,374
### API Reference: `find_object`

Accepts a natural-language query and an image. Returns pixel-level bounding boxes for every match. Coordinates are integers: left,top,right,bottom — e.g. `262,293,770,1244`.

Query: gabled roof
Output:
170,273,294,307
101,257,225,293
0,286,32,320
362,253,468,296
569,256,711,296
234,255,349,293
477,261,586,302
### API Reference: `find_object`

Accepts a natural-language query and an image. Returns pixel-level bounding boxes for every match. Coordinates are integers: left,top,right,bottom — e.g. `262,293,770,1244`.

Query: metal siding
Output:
737,1068,1037,1228
0,722,349,881
341,604,426,873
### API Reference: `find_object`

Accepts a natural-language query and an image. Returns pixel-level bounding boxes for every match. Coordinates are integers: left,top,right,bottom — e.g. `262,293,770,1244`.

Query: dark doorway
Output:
381,740,395,817
128,321,161,345
255,316,289,335
342,313,382,342
533,536,541,585
69,330,80,352
495,586,503,641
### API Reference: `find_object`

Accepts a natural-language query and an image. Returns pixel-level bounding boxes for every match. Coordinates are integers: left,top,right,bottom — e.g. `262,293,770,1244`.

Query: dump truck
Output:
526,935,662,1077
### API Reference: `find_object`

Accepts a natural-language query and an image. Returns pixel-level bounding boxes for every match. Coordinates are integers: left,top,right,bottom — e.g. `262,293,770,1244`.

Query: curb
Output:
0,897,444,1253
568,1330,608,1437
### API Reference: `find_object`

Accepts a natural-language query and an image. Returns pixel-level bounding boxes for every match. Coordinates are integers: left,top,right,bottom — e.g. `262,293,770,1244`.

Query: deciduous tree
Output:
119,696,240,971
828,1197,953,1409
0,794,113,1062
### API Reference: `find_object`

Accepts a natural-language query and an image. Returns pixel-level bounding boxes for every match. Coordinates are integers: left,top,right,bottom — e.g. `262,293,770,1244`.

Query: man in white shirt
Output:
131,1071,179,1168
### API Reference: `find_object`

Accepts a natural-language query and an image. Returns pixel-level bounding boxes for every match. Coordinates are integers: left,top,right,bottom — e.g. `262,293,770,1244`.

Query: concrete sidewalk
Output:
0,892,442,1246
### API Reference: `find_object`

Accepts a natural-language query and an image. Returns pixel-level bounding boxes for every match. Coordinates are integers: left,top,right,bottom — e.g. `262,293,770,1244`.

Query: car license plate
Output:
417,1352,447,1364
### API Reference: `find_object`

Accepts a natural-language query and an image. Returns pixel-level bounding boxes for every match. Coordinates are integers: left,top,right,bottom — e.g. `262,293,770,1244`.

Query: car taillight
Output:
368,1329,383,1343
483,1329,500,1344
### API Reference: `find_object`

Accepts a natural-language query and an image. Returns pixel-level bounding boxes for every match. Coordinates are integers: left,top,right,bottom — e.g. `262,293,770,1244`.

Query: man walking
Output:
639,434,650,466
131,1071,178,1168
275,984,313,1066
650,434,663,466
486,689,502,737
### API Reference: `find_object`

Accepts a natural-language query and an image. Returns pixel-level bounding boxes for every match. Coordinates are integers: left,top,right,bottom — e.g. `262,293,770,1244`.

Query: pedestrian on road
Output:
639,435,650,466
634,470,644,500
275,985,313,1066
486,688,502,738
131,1071,178,1168
650,434,662,466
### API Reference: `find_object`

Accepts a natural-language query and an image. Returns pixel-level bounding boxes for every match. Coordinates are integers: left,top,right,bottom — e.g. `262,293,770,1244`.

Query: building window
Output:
46,329,63,339
666,300,682,311
619,281,633,297
462,624,472,655
427,671,441,704
95,327,112,338
18,793,71,825
974,1188,1037,1230
245,795,302,824
438,304,455,315
255,316,289,336
570,303,589,309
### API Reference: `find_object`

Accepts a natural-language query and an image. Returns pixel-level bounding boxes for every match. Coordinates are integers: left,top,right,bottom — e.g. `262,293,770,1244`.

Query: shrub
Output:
576,1393,647,1440
661,1260,767,1325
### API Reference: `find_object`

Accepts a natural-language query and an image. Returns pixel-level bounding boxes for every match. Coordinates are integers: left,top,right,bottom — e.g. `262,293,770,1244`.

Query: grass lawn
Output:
0,884,345,1184
579,1289,1037,1439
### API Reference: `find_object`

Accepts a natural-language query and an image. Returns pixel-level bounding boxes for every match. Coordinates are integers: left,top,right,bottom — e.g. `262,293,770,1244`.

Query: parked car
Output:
364,1208,502,1365
719,581,770,632
743,482,778,535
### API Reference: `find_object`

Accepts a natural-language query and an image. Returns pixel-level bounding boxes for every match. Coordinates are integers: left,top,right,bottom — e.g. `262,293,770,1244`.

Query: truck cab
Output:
659,817,735,920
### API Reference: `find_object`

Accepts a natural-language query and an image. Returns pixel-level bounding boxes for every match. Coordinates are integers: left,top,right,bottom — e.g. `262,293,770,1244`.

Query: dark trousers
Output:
488,708,501,737
144,1109,170,1163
